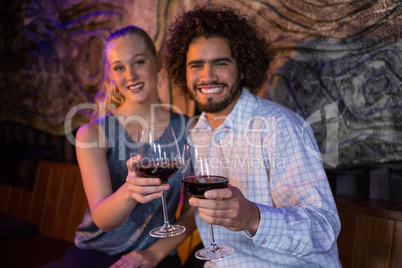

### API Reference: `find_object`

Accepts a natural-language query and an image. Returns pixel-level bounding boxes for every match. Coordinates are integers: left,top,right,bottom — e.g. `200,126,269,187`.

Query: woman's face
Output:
106,34,159,105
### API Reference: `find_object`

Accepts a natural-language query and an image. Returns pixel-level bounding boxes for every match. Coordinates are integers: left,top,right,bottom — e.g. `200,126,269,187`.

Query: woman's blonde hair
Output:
91,26,157,121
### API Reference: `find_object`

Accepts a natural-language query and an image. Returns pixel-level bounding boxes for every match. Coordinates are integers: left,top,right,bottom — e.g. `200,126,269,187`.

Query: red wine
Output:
182,175,229,198
137,161,180,184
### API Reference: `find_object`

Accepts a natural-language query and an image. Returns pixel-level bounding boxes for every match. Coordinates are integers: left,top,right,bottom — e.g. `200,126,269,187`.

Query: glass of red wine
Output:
137,126,186,238
182,142,234,260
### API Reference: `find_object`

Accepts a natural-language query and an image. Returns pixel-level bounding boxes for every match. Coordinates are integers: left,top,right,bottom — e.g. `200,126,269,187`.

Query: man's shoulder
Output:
255,96,302,118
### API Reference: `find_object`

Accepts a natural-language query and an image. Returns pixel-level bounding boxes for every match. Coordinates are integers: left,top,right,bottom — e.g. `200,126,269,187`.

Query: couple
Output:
59,6,342,268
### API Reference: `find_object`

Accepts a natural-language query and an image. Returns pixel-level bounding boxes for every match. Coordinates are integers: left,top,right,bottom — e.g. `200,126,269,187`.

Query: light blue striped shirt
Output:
189,88,342,267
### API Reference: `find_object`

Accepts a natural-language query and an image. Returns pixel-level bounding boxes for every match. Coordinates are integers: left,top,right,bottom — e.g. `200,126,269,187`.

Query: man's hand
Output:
189,185,260,234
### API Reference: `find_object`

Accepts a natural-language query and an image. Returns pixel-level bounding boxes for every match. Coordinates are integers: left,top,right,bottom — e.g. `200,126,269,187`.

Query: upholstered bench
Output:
0,161,87,267
0,160,201,267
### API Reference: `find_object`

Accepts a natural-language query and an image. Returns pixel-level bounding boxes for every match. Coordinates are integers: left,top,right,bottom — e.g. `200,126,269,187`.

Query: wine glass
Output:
137,126,186,238
182,142,234,260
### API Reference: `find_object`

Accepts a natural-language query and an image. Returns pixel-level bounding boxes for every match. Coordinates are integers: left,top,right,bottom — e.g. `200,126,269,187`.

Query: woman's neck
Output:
114,101,154,121
113,101,170,128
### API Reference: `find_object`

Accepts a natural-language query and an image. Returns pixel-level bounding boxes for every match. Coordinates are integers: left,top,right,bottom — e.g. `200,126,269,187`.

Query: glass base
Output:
195,245,234,260
149,224,186,238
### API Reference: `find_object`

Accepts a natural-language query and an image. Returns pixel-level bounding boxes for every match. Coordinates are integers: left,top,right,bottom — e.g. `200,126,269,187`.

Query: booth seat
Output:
0,160,200,267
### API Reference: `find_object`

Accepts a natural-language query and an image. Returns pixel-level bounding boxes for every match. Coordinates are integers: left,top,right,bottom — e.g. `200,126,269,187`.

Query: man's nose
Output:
200,65,218,83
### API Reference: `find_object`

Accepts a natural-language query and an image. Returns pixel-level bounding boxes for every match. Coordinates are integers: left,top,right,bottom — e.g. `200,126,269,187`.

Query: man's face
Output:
186,36,242,115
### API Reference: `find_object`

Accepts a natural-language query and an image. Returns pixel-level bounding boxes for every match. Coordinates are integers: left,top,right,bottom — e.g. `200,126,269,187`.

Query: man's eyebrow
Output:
187,59,205,66
187,57,232,66
211,57,232,63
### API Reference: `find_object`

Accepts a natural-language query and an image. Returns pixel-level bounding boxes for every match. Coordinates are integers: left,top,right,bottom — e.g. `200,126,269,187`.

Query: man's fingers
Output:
204,186,234,199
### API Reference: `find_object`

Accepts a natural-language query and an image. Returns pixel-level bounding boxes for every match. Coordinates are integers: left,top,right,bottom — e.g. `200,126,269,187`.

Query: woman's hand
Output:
109,250,158,268
126,155,169,204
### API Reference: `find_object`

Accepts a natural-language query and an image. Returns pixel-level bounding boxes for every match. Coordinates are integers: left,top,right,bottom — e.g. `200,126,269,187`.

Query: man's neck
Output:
205,93,241,130
205,113,226,130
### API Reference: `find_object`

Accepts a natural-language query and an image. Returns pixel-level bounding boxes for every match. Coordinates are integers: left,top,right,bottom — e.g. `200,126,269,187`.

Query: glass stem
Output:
209,224,219,250
161,190,171,228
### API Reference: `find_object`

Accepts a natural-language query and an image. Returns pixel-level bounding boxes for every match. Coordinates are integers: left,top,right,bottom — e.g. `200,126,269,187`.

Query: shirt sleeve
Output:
248,117,341,256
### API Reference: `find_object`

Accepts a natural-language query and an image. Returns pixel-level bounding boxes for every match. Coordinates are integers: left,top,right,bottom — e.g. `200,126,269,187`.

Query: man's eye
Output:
190,64,202,69
135,60,145,65
216,62,227,67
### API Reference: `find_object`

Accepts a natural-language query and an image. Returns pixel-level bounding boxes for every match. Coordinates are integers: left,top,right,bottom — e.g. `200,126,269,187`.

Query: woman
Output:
60,26,195,268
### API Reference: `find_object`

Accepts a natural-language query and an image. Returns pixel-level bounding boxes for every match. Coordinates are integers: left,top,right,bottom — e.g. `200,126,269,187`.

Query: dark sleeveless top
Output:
74,112,189,256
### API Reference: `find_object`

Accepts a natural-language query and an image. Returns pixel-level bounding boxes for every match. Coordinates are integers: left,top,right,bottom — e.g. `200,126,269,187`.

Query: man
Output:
166,6,341,268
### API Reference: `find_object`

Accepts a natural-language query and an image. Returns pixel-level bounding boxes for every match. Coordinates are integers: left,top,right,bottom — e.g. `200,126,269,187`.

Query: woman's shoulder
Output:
170,110,189,120
76,121,101,142
75,114,111,145
168,111,189,145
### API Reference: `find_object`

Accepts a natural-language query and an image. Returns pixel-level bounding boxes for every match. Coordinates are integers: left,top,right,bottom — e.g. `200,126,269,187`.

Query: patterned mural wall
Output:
0,0,401,169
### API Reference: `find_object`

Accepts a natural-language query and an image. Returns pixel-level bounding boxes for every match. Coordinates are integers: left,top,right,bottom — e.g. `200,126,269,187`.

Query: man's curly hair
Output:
166,6,270,95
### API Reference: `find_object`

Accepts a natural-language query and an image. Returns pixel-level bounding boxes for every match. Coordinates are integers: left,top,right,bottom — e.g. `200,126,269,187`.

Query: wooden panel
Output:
177,229,202,265
388,206,402,221
55,168,77,240
30,164,51,226
390,220,402,268
175,190,203,265
0,184,12,214
55,165,87,242
6,187,25,219
65,174,87,241
37,161,86,242
39,166,64,237
175,190,184,220
337,202,388,219
354,215,393,268
336,197,402,268
337,211,357,268
189,229,202,255
17,189,33,220
0,161,87,242
0,178,33,220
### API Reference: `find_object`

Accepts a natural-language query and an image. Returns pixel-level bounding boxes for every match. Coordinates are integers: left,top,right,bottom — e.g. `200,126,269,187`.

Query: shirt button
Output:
262,240,267,244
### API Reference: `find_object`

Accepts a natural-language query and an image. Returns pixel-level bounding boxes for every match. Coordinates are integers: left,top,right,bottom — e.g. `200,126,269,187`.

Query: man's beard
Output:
188,79,242,114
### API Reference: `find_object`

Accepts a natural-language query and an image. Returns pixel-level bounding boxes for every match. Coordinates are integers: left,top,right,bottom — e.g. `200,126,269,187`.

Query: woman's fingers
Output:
130,192,163,204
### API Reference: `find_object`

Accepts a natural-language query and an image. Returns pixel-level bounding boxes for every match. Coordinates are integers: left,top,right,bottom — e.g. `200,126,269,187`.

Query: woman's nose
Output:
127,67,138,80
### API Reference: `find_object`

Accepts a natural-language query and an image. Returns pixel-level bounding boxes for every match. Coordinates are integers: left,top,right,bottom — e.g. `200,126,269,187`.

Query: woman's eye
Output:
135,60,145,65
113,66,124,71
